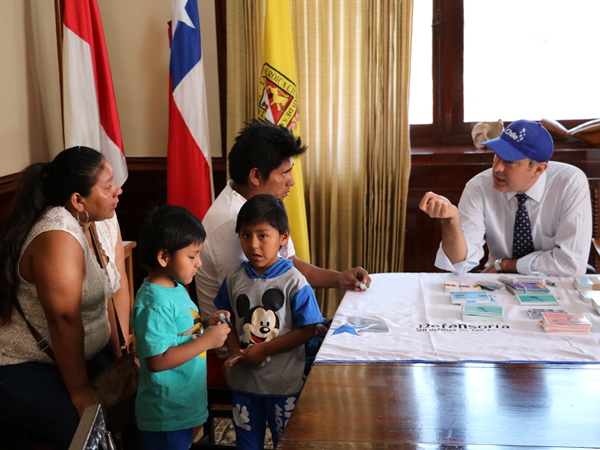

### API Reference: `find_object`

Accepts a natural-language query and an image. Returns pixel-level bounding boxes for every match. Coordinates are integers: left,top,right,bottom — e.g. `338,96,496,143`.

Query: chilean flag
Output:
62,0,128,187
167,0,214,220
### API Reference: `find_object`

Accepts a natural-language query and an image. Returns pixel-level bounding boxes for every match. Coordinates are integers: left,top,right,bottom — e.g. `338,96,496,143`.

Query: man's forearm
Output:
291,256,340,288
440,217,468,264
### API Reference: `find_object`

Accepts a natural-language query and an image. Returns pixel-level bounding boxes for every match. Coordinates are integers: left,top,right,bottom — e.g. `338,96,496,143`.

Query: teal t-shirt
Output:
131,280,208,431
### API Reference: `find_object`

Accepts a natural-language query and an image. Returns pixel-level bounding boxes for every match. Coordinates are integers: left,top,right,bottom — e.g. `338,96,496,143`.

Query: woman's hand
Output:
70,385,103,417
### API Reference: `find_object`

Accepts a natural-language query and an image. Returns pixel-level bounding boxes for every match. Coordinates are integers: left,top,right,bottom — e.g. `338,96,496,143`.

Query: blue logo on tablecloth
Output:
331,316,389,336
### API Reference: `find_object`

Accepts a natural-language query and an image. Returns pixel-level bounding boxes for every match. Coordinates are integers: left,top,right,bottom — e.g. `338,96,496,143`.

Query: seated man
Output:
419,119,591,276
196,119,371,326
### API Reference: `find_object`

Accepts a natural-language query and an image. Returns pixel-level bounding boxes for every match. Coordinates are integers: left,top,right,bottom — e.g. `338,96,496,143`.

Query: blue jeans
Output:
0,344,141,450
139,428,194,450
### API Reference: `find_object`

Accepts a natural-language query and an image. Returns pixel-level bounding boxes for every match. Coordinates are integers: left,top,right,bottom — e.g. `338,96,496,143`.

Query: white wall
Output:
0,1,61,176
0,0,221,177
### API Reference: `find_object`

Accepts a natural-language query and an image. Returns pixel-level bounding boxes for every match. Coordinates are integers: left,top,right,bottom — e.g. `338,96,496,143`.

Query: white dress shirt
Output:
435,161,592,276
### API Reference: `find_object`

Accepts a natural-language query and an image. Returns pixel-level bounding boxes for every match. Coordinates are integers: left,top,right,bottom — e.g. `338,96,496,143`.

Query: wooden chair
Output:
122,240,137,350
588,178,600,272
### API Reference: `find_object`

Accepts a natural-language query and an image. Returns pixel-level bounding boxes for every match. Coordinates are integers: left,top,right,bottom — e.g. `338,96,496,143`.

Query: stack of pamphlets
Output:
573,275,600,291
462,304,504,321
578,290,600,304
592,298,600,315
450,291,494,305
515,293,558,306
540,312,592,334
444,281,482,292
476,281,503,291
500,280,550,295
499,276,545,284
527,308,568,320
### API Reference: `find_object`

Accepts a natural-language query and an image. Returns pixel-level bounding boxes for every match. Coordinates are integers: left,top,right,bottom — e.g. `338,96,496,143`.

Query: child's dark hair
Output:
235,194,290,235
139,204,206,271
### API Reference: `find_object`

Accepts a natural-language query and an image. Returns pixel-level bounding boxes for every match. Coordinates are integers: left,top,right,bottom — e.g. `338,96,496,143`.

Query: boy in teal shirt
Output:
132,205,231,450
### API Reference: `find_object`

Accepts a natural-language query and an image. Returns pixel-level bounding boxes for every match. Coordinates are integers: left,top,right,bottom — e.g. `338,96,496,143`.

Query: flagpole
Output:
55,0,65,146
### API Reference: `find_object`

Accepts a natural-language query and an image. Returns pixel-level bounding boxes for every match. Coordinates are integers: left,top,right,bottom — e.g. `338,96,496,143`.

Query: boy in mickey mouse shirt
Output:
214,194,323,449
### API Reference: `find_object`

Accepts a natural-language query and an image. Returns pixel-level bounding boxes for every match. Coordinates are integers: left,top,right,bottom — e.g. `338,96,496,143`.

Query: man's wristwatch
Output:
493,259,503,273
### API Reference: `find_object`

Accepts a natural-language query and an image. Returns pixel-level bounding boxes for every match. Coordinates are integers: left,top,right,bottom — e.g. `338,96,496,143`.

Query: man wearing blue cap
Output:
419,119,592,276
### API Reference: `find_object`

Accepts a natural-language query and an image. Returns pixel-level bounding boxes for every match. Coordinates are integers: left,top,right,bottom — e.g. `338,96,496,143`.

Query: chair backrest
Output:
588,178,600,272
589,179,600,238
69,404,116,450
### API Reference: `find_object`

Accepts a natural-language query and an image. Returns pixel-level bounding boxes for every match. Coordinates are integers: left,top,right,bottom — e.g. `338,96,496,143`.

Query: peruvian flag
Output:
62,0,128,187
167,0,214,220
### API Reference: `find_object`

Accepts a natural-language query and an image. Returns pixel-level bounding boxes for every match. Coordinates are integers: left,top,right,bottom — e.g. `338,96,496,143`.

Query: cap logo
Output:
505,127,526,142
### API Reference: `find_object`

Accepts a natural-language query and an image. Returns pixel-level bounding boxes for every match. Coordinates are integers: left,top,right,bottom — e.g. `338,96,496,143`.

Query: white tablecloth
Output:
315,273,600,363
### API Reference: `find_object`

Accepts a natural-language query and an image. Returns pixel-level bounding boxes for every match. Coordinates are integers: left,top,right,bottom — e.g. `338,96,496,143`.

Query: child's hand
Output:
240,344,267,367
207,310,231,327
223,351,243,377
202,322,230,350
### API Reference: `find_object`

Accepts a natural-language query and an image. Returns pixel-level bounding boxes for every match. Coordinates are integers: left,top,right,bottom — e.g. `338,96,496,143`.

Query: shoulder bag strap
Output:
14,300,56,361
89,222,128,356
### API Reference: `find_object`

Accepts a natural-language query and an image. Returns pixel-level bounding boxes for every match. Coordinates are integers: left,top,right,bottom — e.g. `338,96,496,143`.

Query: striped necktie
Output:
512,193,535,259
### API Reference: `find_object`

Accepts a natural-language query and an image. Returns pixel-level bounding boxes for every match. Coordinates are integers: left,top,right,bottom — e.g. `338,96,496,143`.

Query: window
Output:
408,0,432,125
410,0,600,146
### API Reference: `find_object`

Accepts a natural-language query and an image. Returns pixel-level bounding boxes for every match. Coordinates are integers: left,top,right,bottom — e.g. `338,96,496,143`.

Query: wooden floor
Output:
278,362,600,449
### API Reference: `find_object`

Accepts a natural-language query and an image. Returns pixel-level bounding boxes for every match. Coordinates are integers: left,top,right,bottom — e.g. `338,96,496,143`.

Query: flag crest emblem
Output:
258,63,298,131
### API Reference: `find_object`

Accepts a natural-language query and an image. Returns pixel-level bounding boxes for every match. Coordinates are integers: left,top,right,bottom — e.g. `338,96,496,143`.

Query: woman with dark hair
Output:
0,147,135,449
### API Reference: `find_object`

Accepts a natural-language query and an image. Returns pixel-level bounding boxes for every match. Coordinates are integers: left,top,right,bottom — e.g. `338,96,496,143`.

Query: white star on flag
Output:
171,0,195,38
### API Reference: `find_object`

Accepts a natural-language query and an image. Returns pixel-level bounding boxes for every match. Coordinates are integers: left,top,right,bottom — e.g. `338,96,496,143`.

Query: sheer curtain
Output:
226,1,413,318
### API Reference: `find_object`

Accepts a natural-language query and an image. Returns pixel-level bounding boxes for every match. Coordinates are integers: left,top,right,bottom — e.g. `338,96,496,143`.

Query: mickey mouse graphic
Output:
236,288,285,356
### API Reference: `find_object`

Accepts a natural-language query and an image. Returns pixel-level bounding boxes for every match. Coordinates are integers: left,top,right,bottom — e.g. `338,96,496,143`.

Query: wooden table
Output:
279,273,600,449
279,362,600,449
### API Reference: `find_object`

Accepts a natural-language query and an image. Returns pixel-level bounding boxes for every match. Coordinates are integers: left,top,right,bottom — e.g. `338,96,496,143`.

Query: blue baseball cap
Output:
482,119,554,162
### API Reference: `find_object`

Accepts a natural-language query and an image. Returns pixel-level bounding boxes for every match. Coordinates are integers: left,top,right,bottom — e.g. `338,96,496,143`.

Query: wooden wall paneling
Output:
0,174,20,218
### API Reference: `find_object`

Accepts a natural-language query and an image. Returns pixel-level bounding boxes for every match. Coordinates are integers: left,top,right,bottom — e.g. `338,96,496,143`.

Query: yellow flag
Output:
258,0,310,262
